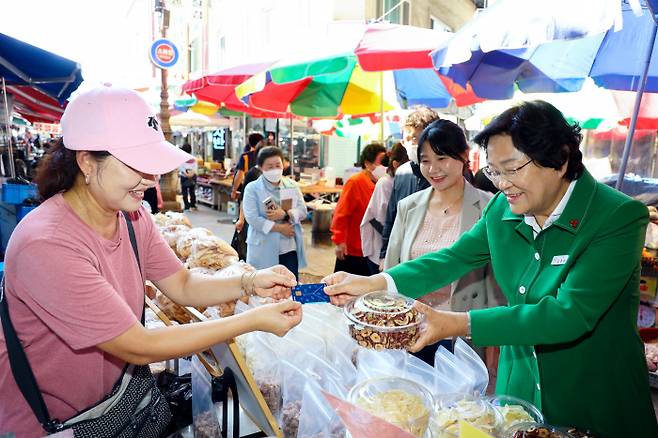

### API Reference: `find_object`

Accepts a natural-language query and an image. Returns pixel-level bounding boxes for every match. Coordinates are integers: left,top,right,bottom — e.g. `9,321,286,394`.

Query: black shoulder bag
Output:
0,212,171,437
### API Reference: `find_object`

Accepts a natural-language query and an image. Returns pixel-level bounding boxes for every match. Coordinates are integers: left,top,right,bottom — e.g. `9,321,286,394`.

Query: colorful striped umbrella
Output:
235,23,483,118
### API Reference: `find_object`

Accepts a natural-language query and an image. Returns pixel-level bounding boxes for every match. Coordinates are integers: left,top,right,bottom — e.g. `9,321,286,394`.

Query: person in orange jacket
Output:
331,143,387,275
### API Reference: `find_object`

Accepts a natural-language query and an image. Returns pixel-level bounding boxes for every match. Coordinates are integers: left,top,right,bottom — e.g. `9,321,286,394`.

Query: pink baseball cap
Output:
61,83,193,175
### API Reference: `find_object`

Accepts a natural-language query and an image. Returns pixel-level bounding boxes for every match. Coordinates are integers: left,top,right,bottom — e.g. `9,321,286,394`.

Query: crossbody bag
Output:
0,212,171,437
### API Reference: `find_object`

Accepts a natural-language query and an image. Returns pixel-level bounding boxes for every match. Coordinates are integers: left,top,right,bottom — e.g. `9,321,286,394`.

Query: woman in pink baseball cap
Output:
0,84,302,437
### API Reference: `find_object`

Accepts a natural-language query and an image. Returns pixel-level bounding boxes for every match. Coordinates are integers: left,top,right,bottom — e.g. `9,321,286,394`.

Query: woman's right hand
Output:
322,271,387,306
250,300,303,337
274,222,295,237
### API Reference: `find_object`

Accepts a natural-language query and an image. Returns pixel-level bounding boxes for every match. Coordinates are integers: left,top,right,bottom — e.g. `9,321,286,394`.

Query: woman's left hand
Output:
253,265,297,299
408,302,470,353
266,208,287,221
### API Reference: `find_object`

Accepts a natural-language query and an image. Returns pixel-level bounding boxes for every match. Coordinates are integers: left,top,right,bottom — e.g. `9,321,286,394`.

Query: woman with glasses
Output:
383,120,504,366
323,100,658,437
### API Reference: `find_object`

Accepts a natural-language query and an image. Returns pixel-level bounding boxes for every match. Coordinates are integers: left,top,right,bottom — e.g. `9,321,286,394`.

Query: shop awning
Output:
0,32,83,103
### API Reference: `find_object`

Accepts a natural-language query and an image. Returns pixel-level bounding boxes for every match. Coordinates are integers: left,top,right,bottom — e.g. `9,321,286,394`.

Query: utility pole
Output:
154,0,181,211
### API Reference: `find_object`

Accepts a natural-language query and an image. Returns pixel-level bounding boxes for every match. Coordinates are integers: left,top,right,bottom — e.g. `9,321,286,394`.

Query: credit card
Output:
291,283,330,304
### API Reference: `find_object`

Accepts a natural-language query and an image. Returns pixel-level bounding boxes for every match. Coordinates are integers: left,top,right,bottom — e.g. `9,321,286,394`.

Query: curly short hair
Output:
473,100,584,181
403,106,440,131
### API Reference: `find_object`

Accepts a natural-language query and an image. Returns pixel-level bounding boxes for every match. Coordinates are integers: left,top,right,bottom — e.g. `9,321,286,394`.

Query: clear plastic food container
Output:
343,291,425,351
487,395,544,430
348,377,434,438
430,393,503,437
504,422,574,438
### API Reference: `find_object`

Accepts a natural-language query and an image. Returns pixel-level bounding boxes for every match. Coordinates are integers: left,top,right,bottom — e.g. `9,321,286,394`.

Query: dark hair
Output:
181,143,192,154
34,138,111,200
473,100,584,181
358,143,386,169
257,146,285,167
418,119,473,182
388,142,409,176
248,133,265,148
473,168,499,194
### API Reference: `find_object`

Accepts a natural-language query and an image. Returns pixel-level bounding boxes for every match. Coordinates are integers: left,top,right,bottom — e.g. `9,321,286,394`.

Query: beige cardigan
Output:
384,180,506,312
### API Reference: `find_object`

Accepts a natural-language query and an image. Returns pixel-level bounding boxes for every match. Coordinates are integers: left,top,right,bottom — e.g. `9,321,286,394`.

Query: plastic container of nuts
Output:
343,291,425,351
504,422,574,438
348,377,434,438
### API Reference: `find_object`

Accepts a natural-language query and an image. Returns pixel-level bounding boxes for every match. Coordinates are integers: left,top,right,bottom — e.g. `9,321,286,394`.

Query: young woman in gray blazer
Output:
385,120,505,368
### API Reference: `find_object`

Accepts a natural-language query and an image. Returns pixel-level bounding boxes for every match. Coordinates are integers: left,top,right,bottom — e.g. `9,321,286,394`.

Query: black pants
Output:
412,339,453,365
181,184,197,209
366,259,380,275
143,187,159,213
334,255,371,276
279,251,299,280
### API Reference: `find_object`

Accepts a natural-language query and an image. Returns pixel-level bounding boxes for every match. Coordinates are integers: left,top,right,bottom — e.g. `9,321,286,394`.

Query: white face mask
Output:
371,165,387,180
403,140,419,164
262,168,283,183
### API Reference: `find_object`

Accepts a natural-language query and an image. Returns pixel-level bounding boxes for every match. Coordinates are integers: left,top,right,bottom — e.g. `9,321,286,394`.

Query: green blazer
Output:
387,170,658,437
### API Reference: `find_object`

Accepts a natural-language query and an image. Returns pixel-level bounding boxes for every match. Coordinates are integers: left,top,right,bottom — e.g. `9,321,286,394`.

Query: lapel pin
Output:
569,219,579,229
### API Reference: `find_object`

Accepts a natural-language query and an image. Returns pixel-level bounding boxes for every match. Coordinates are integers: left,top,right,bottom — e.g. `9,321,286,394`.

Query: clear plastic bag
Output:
297,374,348,438
434,345,476,395
175,227,214,259
191,356,221,438
160,224,191,250
355,348,407,382
453,337,489,396
280,360,309,438
251,333,284,418
402,354,438,394
286,325,327,359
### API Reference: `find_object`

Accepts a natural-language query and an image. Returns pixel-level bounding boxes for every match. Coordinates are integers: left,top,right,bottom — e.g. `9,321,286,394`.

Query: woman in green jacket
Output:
323,101,658,437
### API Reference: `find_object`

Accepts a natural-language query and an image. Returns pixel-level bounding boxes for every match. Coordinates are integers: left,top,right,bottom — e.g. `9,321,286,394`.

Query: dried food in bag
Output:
250,334,283,417
160,224,191,250
155,291,194,324
153,211,193,227
191,356,221,438
297,375,348,438
431,393,502,437
280,360,308,438
175,228,214,259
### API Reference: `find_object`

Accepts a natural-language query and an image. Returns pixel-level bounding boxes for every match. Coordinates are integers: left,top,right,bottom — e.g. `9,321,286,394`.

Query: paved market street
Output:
186,203,335,282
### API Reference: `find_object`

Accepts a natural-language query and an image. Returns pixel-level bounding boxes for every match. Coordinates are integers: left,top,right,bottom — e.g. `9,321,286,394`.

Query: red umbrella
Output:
354,22,484,106
182,61,293,118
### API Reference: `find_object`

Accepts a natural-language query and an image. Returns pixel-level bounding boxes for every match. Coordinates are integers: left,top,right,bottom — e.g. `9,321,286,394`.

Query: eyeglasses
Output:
482,159,534,184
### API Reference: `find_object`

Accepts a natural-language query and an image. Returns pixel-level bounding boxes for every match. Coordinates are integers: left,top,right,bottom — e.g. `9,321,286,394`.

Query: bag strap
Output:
0,211,144,433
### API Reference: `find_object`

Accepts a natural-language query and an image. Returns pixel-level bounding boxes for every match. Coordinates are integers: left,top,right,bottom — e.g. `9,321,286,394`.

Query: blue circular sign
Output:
149,39,179,69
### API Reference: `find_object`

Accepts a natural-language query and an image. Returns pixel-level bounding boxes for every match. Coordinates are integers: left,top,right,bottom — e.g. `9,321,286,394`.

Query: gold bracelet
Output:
240,272,249,298
247,271,258,296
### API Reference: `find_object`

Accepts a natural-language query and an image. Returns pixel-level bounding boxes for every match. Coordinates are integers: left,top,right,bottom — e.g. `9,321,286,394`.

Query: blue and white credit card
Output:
291,283,330,304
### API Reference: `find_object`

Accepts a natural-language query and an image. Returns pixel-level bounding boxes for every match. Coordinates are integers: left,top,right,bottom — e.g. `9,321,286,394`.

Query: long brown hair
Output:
34,138,110,200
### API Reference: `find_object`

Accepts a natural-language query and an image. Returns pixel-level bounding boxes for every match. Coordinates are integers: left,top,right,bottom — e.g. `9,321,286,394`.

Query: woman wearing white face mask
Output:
330,143,387,275
243,146,308,279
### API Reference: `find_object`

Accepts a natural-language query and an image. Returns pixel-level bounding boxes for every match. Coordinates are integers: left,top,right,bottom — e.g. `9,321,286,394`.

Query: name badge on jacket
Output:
551,255,569,265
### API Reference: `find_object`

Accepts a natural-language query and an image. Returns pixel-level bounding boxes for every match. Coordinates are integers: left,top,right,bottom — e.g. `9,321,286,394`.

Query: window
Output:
382,0,409,25
430,15,452,32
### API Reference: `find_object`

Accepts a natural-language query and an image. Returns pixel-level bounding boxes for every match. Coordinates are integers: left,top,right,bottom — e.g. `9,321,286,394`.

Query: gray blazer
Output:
384,180,505,312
